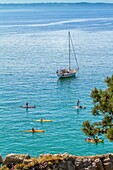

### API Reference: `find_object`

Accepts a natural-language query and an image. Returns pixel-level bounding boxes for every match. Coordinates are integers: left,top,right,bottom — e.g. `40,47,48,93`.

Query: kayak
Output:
20,106,36,108
74,106,86,109
85,139,104,143
34,119,53,122
23,129,45,133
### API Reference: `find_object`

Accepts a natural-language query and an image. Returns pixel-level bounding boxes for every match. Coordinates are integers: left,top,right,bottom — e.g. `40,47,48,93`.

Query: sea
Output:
0,2,113,158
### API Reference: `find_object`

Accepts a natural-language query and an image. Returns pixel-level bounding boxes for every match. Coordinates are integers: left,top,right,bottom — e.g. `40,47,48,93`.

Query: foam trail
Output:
0,18,113,28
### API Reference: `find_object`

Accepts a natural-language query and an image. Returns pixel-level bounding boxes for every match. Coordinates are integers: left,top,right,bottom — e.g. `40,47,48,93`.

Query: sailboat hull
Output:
57,69,77,78
57,73,76,78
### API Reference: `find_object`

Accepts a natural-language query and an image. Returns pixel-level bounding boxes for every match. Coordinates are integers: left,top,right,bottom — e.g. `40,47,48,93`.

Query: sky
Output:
0,0,113,3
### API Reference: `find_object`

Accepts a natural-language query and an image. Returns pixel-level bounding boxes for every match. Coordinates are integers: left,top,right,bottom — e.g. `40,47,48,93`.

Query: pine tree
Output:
82,75,113,141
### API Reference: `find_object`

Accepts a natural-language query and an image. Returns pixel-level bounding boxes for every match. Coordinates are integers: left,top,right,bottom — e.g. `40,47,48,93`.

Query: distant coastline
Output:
0,2,113,5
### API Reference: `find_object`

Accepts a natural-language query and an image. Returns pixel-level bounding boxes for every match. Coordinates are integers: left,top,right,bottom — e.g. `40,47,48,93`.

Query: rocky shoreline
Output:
0,153,113,170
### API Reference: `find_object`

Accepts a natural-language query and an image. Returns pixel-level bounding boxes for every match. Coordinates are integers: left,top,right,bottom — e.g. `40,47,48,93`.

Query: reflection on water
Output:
76,108,80,114
57,76,76,88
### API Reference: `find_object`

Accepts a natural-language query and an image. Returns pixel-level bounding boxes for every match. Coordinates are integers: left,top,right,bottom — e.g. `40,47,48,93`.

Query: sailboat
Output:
56,31,79,78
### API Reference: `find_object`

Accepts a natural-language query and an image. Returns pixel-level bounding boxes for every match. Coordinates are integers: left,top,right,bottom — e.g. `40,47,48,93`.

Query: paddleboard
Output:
34,119,53,122
23,129,45,133
74,106,86,109
20,106,36,108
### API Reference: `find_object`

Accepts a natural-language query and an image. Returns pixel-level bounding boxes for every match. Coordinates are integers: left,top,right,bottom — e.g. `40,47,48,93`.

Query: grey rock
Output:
104,162,113,170
3,153,30,165
0,155,3,164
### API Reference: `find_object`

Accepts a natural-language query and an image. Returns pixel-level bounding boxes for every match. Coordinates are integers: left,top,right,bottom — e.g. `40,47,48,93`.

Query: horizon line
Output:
0,2,113,4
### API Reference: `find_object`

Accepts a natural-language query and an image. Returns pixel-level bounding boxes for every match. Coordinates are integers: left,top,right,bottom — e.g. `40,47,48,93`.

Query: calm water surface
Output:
0,3,113,158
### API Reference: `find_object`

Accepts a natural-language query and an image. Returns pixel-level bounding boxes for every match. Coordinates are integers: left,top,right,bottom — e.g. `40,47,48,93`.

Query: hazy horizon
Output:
0,0,113,4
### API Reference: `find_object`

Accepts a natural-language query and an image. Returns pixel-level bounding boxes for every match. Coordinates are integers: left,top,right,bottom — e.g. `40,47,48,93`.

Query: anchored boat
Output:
56,31,79,78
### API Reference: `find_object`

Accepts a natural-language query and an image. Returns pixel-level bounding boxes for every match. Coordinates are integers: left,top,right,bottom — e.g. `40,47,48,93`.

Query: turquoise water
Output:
0,3,113,158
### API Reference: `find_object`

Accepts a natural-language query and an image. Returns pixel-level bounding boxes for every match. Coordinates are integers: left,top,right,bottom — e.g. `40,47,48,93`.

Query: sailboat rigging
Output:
56,31,79,78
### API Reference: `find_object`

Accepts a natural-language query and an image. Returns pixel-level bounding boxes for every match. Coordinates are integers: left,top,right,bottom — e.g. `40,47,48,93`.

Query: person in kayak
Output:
32,128,35,132
40,118,43,122
26,102,29,108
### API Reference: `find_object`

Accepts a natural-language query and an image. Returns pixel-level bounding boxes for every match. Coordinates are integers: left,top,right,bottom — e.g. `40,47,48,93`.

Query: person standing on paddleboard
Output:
77,99,80,106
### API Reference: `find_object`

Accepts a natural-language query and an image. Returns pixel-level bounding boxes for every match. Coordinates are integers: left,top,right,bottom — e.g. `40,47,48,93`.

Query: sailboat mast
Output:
68,31,71,70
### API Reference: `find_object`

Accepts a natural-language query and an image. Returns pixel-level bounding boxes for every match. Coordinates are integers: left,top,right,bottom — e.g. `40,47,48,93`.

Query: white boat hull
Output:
57,68,78,78
57,72,76,78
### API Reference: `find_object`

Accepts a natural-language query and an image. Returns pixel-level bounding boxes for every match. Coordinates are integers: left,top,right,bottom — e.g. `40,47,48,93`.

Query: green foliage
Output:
82,75,113,141
82,120,99,138
106,128,113,141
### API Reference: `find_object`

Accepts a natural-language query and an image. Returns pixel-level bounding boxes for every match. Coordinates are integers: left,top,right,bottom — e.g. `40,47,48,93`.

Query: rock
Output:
67,158,75,170
104,162,113,170
2,153,113,170
23,158,33,165
103,156,113,170
58,161,67,170
83,158,92,168
74,158,84,169
0,155,3,164
109,153,113,163
3,153,30,165
94,158,104,170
